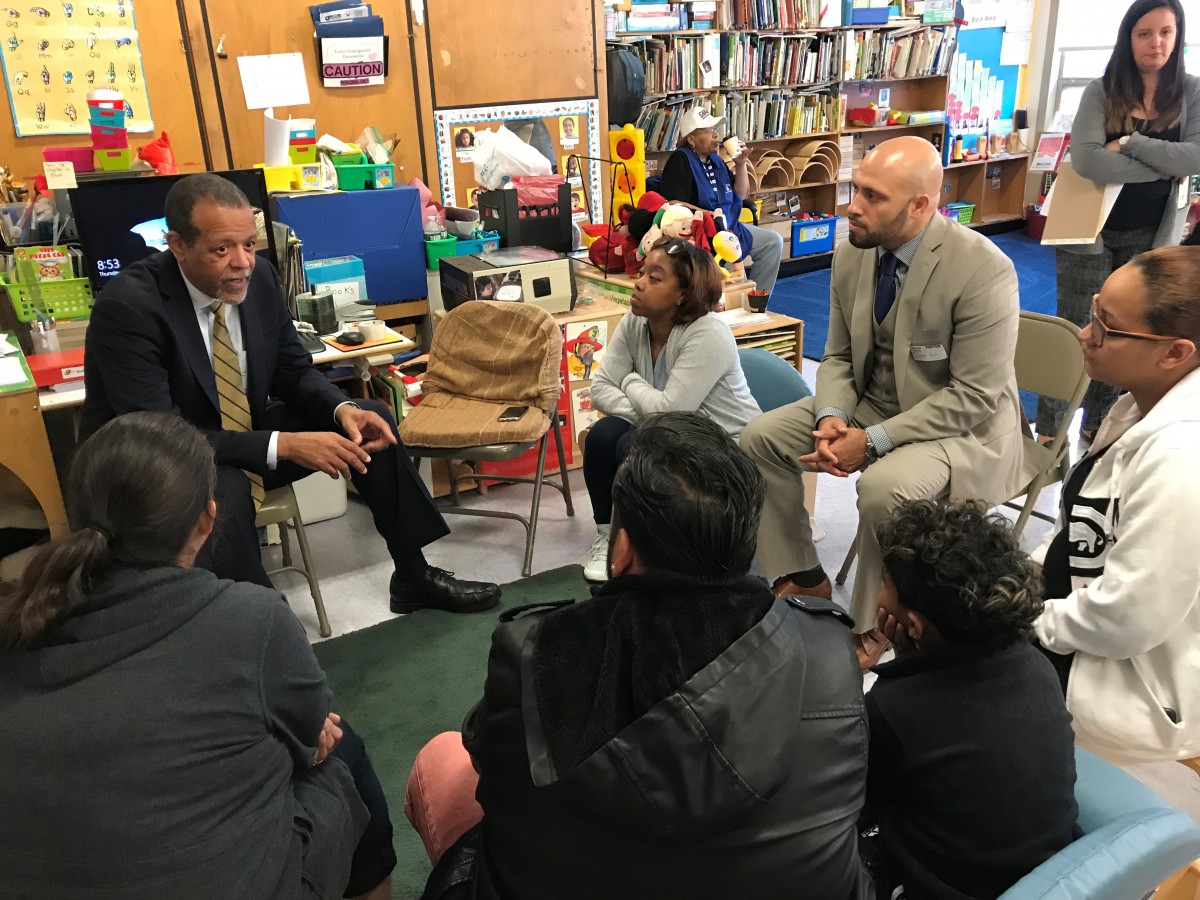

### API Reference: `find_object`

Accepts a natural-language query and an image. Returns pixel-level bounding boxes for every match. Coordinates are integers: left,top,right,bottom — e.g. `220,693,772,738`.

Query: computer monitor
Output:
68,169,279,293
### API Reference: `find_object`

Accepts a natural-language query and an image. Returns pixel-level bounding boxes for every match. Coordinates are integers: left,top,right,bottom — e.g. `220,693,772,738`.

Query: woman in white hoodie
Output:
1035,245,1200,763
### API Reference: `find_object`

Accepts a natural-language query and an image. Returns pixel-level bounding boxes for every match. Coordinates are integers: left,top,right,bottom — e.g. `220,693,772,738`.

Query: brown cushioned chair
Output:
399,300,573,576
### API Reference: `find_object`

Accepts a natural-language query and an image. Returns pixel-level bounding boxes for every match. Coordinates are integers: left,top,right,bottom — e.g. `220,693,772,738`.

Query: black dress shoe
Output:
389,567,501,615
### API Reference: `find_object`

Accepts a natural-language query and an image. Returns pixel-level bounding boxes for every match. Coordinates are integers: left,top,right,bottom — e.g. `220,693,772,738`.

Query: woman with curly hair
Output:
860,499,1078,900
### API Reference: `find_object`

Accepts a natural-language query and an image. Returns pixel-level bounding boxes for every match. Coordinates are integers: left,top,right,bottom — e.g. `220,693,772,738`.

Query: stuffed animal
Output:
656,203,694,241
712,230,747,280
623,191,668,276
688,209,718,253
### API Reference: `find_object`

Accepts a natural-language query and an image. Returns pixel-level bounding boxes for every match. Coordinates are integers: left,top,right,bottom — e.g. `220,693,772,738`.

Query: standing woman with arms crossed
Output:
1037,0,1200,445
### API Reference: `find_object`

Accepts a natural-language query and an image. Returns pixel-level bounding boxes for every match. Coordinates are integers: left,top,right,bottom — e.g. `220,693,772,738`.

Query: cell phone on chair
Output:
498,406,528,422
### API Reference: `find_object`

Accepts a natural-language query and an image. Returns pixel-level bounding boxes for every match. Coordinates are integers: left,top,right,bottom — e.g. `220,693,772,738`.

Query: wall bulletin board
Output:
0,0,153,136
434,98,601,223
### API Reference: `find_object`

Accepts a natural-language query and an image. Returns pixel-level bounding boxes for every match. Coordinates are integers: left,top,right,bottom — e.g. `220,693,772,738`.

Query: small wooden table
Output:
2,384,68,538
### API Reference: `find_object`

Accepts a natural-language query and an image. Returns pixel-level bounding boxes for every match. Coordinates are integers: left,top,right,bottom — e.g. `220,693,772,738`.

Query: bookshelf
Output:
610,5,1030,265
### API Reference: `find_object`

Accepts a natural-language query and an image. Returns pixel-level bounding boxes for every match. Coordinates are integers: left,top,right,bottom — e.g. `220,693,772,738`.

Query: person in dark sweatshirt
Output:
861,499,1079,900
0,411,395,900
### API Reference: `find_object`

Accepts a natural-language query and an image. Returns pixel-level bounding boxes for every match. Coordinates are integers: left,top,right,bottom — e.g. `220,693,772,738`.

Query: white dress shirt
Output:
183,274,280,469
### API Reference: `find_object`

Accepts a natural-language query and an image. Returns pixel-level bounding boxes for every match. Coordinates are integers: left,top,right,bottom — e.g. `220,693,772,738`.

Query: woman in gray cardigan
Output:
1038,0,1199,444
0,412,394,900
579,237,760,581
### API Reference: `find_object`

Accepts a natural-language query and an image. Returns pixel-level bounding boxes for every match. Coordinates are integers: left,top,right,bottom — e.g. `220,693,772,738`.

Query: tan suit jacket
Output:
815,213,1036,503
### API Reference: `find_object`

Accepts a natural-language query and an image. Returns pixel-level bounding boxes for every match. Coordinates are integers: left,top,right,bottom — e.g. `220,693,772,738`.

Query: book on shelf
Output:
841,25,956,81
636,89,841,151
620,31,843,95
717,0,826,30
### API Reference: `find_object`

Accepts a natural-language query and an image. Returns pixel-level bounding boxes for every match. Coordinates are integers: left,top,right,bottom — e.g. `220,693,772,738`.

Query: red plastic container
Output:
90,125,128,149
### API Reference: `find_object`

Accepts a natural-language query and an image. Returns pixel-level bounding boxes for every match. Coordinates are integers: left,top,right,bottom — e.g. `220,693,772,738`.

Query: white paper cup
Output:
723,137,744,158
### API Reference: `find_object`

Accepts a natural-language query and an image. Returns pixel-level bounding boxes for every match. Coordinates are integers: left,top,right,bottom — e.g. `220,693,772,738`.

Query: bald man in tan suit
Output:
741,137,1039,667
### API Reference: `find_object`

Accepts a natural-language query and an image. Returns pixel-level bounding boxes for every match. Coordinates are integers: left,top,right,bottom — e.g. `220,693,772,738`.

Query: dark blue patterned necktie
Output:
874,251,899,323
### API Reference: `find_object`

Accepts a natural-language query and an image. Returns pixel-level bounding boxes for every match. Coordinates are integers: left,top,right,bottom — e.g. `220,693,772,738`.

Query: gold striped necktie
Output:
209,301,265,508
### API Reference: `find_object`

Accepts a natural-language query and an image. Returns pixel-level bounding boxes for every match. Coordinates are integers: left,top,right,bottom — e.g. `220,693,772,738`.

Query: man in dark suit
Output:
81,173,500,614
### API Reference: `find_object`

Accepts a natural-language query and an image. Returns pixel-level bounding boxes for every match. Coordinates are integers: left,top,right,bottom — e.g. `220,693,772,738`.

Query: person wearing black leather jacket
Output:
406,412,873,900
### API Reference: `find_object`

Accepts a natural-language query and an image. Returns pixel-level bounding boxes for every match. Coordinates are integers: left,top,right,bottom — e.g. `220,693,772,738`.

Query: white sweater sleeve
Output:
1035,437,1200,658
621,318,736,416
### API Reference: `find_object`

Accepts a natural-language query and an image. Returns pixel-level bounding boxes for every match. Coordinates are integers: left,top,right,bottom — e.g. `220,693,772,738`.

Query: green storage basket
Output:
424,236,458,270
945,202,976,225
335,163,396,191
1,274,94,322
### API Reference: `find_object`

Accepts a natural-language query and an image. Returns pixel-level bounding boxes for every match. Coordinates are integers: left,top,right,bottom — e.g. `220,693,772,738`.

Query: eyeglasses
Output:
1088,295,1181,348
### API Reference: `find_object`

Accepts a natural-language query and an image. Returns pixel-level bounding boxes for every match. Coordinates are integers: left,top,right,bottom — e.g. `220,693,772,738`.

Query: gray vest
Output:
863,298,903,417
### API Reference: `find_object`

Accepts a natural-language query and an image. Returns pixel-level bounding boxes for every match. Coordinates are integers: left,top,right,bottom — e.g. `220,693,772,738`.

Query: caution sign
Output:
319,36,386,88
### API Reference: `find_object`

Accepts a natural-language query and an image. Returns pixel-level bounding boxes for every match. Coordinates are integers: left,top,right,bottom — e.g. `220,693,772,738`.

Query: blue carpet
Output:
770,230,1056,421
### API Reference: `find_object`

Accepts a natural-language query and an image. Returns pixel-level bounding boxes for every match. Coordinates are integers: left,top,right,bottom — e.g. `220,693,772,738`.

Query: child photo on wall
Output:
455,126,476,161
559,115,579,148
562,154,581,183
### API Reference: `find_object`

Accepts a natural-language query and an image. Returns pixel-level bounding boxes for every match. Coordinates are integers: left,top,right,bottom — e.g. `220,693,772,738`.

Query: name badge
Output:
911,343,948,361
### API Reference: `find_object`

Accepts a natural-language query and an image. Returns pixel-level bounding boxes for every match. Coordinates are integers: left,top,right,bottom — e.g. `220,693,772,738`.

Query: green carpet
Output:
314,565,592,899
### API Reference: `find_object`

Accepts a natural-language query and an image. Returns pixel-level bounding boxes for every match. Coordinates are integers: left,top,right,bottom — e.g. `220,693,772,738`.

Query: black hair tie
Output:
85,522,115,543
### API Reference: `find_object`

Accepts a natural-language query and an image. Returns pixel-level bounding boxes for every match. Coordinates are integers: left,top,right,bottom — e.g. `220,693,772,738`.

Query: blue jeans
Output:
583,416,635,525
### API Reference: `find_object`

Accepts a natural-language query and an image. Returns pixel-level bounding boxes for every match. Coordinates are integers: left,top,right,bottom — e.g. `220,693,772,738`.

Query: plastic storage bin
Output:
90,125,129,149
945,202,976,225
1,274,94,322
335,163,395,191
42,146,96,172
790,215,839,257
288,143,318,165
94,148,132,171
454,231,502,255
479,183,573,252
424,236,458,270
88,105,126,128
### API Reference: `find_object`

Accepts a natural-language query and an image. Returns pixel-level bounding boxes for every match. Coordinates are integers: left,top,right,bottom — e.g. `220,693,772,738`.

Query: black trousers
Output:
196,398,450,587
331,719,397,896
582,415,635,526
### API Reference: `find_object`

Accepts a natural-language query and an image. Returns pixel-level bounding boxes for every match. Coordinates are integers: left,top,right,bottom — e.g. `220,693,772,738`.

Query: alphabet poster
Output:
0,0,154,136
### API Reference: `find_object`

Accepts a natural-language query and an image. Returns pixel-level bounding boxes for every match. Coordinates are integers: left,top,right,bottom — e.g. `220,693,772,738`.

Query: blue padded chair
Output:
999,747,1200,899
737,347,810,412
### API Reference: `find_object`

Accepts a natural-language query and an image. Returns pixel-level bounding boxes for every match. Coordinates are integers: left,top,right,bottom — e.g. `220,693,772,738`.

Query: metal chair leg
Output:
552,414,574,516
279,520,293,568
523,432,551,577
290,513,331,638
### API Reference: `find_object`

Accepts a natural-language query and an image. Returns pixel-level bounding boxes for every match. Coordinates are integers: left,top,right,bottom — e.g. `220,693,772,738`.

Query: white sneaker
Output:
582,532,610,582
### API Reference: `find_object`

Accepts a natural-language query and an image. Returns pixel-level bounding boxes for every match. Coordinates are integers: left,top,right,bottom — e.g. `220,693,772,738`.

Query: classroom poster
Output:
0,0,153,136
572,386,601,432
564,321,606,380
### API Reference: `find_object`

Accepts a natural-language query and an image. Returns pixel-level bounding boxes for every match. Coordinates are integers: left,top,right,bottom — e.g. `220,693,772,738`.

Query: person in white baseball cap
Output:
659,105,785,294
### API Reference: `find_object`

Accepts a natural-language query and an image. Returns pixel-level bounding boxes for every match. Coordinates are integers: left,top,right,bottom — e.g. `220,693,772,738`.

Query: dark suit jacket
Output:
81,251,348,474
